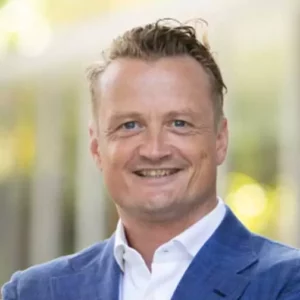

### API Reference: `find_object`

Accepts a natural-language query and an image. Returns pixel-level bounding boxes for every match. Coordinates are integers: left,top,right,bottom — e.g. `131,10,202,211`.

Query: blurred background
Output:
0,0,299,286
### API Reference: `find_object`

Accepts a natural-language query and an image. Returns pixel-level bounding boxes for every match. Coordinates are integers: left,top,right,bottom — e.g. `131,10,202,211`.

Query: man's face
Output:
90,56,228,222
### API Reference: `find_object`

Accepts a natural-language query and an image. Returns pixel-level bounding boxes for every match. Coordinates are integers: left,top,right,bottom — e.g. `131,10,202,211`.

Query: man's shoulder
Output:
1,239,110,299
251,233,300,270
19,240,109,280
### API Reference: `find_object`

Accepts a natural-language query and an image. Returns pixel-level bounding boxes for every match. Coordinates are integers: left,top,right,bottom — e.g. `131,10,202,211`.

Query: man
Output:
2,18,300,300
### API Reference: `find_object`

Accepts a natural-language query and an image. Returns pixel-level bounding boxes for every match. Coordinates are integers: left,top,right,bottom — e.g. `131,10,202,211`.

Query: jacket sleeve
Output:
1,271,22,300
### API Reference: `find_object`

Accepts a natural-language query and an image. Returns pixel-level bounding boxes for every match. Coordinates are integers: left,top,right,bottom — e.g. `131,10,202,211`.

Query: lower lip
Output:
133,170,182,185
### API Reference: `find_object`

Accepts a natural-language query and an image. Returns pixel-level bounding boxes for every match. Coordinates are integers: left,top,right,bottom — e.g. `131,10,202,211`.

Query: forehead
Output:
94,56,213,116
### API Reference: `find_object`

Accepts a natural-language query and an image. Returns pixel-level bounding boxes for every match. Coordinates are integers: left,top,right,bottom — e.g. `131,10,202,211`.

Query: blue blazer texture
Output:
2,206,300,300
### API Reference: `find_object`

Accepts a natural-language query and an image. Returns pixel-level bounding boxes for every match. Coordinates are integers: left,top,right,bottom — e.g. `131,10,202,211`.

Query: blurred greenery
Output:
0,0,8,9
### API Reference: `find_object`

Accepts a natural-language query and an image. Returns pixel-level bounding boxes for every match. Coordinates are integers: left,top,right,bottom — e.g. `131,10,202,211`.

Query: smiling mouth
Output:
134,169,181,178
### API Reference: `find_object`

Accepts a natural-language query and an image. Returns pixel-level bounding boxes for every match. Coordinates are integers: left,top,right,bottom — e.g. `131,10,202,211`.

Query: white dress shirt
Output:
114,198,226,300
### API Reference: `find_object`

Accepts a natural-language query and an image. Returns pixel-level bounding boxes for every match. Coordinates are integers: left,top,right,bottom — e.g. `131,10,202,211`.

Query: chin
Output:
141,197,183,215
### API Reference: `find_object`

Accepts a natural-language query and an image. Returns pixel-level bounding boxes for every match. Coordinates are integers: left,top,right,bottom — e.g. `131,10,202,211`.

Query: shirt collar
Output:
114,220,128,271
113,197,226,271
173,197,226,257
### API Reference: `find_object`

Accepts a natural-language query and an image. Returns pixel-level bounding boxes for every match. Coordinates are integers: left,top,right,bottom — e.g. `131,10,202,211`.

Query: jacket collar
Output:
171,206,258,300
51,206,258,300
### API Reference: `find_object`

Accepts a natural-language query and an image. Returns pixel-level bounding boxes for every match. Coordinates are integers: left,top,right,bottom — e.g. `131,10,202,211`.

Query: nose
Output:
138,129,172,162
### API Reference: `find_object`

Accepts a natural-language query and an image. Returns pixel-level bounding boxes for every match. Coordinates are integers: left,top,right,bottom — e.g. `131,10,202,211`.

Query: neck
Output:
118,197,218,269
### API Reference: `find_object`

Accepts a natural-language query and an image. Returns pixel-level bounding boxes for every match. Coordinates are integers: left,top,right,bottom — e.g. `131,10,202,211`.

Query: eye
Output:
121,121,140,130
172,120,187,127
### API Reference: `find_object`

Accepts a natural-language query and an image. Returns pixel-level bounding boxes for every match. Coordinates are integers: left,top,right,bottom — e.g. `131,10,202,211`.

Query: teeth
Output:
138,169,175,177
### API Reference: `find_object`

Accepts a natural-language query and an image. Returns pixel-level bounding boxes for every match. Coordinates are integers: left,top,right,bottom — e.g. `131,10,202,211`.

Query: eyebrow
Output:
165,109,199,119
108,112,143,124
108,108,200,124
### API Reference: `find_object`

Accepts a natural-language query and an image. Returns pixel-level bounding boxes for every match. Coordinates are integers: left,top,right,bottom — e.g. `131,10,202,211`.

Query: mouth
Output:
133,168,181,178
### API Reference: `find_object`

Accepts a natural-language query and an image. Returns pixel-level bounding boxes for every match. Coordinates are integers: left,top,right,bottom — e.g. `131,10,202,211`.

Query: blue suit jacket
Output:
2,206,300,300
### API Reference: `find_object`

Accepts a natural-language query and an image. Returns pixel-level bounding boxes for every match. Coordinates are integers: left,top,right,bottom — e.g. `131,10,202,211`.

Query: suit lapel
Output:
51,236,121,300
172,207,258,300
50,207,258,300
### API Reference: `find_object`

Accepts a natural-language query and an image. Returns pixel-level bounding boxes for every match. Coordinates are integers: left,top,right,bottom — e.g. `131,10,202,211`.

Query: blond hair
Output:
87,18,227,123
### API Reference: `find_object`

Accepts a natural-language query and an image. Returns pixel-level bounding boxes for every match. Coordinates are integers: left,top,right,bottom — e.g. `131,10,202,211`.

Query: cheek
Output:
100,139,135,170
189,147,217,190
176,136,217,165
100,143,127,194
193,150,215,175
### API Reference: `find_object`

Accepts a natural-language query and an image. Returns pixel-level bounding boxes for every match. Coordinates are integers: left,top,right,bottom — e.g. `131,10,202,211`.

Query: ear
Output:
216,118,228,166
89,121,102,170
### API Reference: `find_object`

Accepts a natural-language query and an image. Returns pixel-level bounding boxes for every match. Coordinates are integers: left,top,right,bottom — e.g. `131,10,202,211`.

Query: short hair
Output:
87,18,227,124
